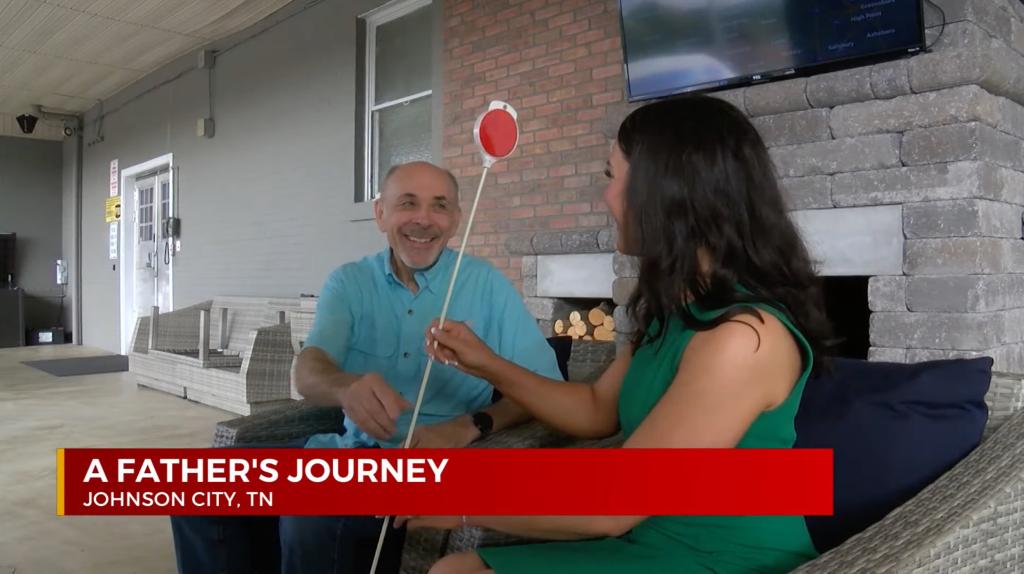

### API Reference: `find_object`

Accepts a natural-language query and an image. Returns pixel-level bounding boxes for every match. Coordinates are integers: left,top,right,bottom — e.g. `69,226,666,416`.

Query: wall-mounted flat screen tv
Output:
620,0,926,101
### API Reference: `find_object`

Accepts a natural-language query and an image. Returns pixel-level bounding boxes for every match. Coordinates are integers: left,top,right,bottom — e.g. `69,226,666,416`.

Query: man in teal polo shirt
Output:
172,162,561,574
297,164,558,451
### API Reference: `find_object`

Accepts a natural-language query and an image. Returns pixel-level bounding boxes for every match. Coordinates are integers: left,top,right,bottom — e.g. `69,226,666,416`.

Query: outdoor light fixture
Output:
16,114,38,134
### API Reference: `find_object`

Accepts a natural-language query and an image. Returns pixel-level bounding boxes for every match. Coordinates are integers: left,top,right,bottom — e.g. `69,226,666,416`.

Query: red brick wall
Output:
442,0,625,284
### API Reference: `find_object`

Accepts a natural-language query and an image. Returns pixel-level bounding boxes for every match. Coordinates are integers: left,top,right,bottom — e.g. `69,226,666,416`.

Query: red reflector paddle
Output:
475,102,519,166
370,101,520,574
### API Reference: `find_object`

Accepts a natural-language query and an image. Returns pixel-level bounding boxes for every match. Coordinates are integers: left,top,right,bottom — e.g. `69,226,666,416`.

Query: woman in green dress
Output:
405,95,832,573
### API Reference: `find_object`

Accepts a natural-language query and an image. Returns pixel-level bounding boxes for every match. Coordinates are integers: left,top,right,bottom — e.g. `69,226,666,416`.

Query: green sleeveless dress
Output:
477,303,819,573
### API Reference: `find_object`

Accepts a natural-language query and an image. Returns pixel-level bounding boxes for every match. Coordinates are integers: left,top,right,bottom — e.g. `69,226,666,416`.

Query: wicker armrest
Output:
212,400,343,447
794,408,1024,573
470,420,570,449
471,419,624,450
445,425,623,554
242,323,296,403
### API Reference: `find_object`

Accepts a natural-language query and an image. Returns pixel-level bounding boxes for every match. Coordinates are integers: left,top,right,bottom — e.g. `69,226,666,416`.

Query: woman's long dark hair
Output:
619,95,831,370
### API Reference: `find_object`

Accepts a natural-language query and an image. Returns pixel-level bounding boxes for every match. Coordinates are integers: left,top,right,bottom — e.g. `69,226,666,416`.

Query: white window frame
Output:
361,0,433,202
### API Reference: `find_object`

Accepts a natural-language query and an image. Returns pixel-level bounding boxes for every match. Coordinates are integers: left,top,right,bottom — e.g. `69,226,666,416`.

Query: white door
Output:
128,169,173,345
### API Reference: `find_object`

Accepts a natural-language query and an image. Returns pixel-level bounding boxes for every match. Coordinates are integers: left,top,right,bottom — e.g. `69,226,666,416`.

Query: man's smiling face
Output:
374,162,462,273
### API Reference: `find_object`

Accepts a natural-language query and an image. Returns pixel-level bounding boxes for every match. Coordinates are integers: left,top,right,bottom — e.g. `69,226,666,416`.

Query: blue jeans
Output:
170,439,407,574
171,514,407,574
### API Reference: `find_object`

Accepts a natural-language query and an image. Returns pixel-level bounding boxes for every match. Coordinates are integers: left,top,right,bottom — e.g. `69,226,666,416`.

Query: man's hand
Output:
338,373,411,441
408,415,479,448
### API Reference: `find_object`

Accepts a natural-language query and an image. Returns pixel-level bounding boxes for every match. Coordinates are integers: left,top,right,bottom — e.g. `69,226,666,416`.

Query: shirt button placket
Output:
404,308,415,358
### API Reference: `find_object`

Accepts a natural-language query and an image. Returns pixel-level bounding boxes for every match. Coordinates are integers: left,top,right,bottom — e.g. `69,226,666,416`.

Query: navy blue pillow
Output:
795,357,992,552
486,337,572,405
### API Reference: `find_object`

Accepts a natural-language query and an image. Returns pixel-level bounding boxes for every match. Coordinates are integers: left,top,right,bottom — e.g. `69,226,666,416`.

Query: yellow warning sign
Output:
105,196,121,223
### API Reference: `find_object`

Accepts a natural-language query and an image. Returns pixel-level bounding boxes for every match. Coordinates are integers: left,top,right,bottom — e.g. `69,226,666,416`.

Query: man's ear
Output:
452,201,463,234
373,197,385,232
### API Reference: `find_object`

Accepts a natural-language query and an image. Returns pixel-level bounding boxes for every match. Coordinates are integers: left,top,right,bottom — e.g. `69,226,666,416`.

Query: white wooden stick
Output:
369,165,491,574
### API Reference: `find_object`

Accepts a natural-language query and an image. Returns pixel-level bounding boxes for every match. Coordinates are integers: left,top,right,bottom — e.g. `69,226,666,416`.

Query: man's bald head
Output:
380,161,459,203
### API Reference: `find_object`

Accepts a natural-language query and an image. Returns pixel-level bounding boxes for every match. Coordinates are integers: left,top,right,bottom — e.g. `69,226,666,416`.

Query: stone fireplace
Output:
506,1,1024,376
512,228,619,337
513,225,878,362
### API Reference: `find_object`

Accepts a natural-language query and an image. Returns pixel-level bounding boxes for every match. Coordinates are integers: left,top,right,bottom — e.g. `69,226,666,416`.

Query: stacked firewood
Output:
552,302,616,341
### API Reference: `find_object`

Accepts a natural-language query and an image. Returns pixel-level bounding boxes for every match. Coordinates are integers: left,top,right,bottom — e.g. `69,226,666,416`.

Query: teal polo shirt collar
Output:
381,247,455,294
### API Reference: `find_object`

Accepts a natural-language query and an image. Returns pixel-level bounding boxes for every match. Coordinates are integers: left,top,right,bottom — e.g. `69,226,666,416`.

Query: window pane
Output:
374,5,432,104
161,182,170,221
137,184,154,242
372,95,432,197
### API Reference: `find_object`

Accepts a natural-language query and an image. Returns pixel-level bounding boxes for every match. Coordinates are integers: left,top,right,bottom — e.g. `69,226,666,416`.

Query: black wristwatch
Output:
471,411,494,440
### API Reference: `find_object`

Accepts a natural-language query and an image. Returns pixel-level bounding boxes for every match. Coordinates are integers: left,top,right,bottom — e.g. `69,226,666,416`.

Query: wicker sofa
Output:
129,296,305,415
212,340,1024,573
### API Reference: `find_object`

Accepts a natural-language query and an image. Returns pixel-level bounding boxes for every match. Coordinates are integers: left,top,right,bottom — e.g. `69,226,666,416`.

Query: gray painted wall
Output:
75,0,442,352
0,136,67,333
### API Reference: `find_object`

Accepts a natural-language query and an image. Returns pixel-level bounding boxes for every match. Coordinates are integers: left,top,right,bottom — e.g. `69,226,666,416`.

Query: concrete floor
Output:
0,344,229,574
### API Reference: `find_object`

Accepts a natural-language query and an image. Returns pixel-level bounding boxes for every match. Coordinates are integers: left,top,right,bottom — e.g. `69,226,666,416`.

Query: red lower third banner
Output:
57,448,833,516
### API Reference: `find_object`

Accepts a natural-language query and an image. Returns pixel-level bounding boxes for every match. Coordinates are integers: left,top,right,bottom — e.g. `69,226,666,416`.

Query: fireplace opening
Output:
545,298,618,343
821,276,870,360
538,282,871,358
531,277,870,364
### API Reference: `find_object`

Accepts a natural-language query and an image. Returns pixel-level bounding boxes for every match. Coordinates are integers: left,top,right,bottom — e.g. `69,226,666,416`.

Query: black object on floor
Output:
23,355,129,377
